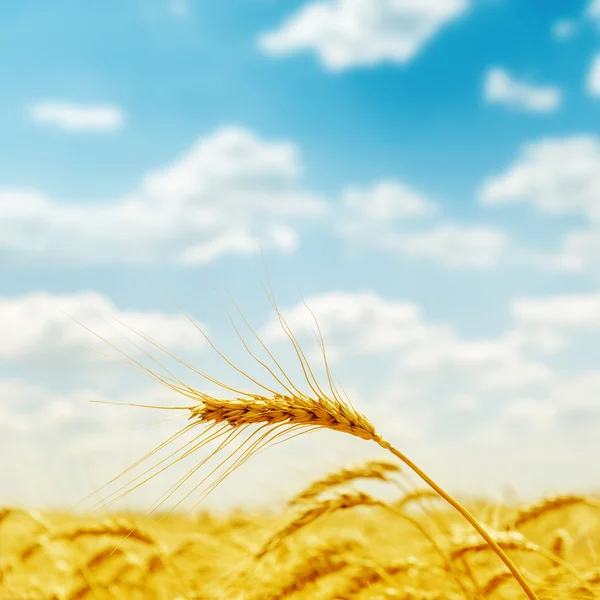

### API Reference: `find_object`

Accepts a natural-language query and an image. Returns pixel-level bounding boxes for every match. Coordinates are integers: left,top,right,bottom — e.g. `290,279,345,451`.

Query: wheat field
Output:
2,487,600,599
2,291,599,599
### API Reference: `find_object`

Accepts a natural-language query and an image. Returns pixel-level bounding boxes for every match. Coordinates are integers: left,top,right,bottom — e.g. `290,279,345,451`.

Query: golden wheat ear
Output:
75,282,539,600
288,459,401,506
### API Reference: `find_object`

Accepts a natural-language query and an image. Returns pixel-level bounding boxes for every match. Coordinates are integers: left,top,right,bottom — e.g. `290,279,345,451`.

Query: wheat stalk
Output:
450,530,538,561
73,284,540,600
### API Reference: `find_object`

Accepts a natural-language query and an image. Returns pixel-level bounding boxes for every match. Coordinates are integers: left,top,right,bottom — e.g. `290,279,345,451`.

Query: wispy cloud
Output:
483,67,562,113
514,293,600,329
337,179,509,268
551,19,577,40
587,0,600,26
169,0,190,18
337,179,437,241
29,102,125,132
380,224,509,268
587,54,600,98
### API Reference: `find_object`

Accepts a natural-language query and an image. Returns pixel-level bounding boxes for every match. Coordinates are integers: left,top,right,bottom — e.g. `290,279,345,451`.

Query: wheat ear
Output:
450,529,597,597
504,494,600,530
336,557,434,597
59,517,155,545
481,570,513,596
76,284,539,600
289,459,400,505
256,491,378,558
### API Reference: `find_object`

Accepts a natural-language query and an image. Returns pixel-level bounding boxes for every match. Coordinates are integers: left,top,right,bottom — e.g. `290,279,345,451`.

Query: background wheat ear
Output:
288,459,401,506
255,491,380,558
79,283,540,600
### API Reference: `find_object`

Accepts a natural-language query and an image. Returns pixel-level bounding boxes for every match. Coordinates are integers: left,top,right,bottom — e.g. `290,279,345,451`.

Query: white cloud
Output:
336,179,507,269
483,67,562,113
0,380,124,433
526,227,600,274
338,180,437,240
507,293,600,373
587,0,600,24
480,135,600,219
0,126,326,265
342,180,437,221
142,127,323,217
0,291,206,362
482,135,600,275
263,291,447,355
260,290,600,454
180,224,298,265
500,369,600,439
263,291,541,368
169,0,189,17
381,224,509,267
513,293,600,330
261,291,561,422
0,379,201,508
587,54,600,98
551,19,578,40
258,0,470,71
29,102,124,132
273,292,600,488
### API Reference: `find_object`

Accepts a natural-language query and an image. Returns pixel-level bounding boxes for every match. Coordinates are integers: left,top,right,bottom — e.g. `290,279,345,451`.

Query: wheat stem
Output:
376,439,538,600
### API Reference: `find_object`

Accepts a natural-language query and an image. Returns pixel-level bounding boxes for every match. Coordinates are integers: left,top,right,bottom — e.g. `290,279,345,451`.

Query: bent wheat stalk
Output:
76,285,539,600
185,393,537,597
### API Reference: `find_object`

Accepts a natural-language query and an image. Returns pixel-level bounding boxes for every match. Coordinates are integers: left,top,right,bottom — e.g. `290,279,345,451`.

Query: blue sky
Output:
1,0,600,511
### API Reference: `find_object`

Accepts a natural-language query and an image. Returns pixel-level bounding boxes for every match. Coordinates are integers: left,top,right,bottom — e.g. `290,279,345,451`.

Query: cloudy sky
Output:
1,0,600,512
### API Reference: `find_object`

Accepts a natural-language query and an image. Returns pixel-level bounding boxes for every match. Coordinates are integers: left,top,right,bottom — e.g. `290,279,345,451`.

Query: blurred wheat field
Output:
2,487,600,599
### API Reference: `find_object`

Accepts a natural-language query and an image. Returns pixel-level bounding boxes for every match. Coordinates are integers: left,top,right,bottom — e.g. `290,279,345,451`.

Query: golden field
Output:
1,483,600,599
